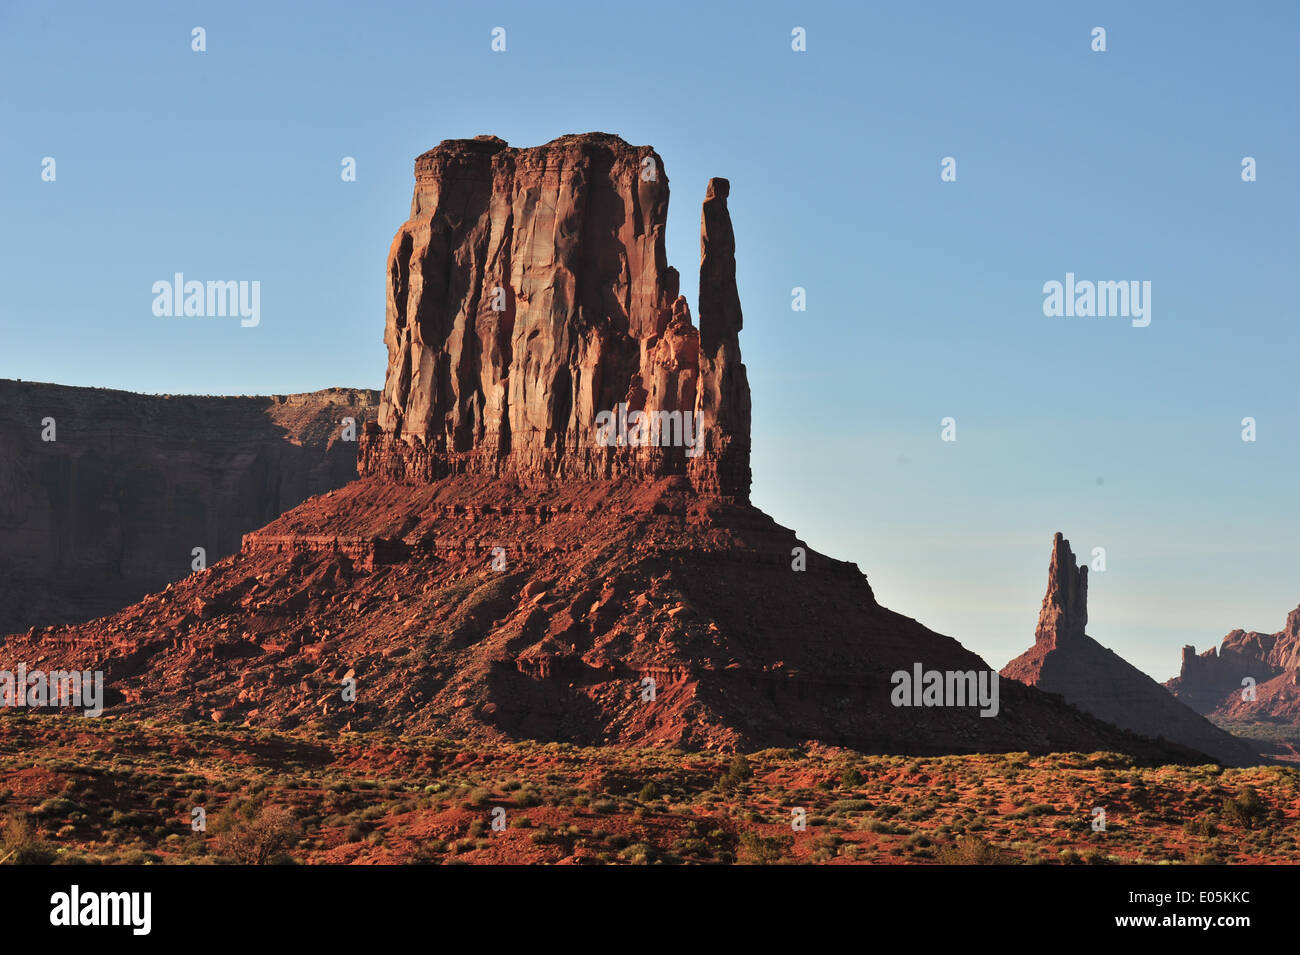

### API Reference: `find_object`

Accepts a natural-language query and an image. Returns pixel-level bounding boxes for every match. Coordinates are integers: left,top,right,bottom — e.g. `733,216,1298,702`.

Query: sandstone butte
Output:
1167,604,1300,722
0,381,378,636
0,134,1218,760
1001,533,1261,767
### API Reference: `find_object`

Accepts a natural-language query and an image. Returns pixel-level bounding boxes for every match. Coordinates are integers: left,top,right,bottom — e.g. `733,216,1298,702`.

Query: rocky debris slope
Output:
1002,534,1261,766
0,381,377,635
0,136,1212,761
359,133,750,498
1167,606,1300,721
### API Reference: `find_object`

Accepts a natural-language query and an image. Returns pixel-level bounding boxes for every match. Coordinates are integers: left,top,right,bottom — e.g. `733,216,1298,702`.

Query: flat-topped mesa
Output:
1035,532,1088,649
358,133,752,499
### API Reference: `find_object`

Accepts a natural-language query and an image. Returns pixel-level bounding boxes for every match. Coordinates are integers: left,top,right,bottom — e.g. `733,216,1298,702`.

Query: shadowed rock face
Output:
1167,606,1300,720
0,380,378,636
1004,533,1260,766
359,133,750,499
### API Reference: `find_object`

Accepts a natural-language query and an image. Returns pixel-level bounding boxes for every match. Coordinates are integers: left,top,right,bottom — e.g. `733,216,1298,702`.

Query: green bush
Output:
717,755,753,791
1221,787,1267,830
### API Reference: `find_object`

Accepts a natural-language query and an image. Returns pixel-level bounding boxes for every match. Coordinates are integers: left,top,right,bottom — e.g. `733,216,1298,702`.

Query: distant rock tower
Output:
1002,531,1261,766
1034,531,1088,649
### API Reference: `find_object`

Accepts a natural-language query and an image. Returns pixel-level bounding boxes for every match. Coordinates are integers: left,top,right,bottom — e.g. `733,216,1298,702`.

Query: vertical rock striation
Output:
357,133,751,499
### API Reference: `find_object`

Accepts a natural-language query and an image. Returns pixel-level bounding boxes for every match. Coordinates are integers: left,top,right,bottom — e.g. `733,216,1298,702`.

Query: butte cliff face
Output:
1167,606,1300,721
358,133,750,498
0,381,378,636
1002,534,1260,766
0,137,1208,761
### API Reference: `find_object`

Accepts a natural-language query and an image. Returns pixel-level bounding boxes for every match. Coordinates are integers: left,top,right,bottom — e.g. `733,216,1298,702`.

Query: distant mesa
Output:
1168,604,1300,723
1002,533,1261,766
0,381,378,636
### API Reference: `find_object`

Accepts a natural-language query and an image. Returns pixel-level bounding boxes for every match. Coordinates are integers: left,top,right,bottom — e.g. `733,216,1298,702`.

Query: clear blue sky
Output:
2,1,1297,680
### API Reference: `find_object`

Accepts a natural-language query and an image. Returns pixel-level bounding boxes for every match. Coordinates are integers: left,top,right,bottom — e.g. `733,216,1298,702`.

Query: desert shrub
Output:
214,806,302,864
936,836,1007,865
32,797,78,820
830,799,873,814
902,832,932,850
738,831,792,865
409,839,446,864
619,842,657,865
1,813,55,865
343,815,369,841
672,837,711,857
717,755,753,791
1221,787,1267,830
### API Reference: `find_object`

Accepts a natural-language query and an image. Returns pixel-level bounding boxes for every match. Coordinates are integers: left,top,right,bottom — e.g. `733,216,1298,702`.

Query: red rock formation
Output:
0,381,378,636
1034,532,1087,649
0,138,1212,762
358,133,750,498
1167,605,1300,720
1004,533,1260,766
